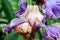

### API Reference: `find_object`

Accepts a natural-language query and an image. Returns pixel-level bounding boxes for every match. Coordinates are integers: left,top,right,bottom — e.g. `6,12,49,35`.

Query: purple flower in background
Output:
42,26,60,40
42,0,60,19
15,0,27,16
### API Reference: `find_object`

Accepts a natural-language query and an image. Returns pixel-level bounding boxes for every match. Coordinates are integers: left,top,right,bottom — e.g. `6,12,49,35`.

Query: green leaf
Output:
2,0,17,23
8,0,18,11
32,1,36,5
0,0,1,8
4,30,25,40
54,18,60,22
37,28,44,40
27,0,32,5
0,18,8,23
0,24,5,31
27,0,36,5
17,35,25,40
0,11,6,18
45,18,55,25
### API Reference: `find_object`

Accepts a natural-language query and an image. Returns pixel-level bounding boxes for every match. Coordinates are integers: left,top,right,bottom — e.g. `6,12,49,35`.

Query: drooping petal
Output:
10,18,25,27
2,18,26,33
20,5,45,27
42,25,60,40
15,0,27,16
42,0,60,19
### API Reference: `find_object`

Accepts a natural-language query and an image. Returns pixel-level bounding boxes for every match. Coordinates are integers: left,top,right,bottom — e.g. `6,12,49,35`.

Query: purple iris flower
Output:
42,26,60,40
15,0,27,16
2,4,46,33
42,0,60,19
35,24,60,40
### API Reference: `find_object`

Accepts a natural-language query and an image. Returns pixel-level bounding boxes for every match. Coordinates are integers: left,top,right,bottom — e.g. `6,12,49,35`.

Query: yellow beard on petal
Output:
14,22,32,34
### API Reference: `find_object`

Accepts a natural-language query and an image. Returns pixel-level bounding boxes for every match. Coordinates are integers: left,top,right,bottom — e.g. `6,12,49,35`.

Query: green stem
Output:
27,0,32,5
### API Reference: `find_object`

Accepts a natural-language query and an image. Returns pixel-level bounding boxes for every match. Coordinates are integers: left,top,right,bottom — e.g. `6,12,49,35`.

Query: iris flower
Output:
42,0,60,19
42,25,60,40
2,0,60,40
2,0,45,34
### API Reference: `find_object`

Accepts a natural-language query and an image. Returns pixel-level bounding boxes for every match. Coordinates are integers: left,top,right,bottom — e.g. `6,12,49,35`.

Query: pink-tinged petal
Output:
20,5,44,27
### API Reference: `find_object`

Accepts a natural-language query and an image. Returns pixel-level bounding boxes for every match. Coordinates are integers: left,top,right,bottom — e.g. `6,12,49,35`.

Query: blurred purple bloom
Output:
42,26,60,40
42,0,60,19
15,0,27,16
2,18,25,33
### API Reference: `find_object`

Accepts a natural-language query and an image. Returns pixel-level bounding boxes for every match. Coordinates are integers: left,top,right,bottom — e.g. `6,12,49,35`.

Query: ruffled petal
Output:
45,26,60,39
42,25,60,40
42,0,60,19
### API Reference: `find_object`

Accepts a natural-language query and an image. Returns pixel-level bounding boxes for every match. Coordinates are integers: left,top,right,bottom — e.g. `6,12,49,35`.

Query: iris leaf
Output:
38,28,44,40
27,0,32,5
4,30,25,40
2,0,17,23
